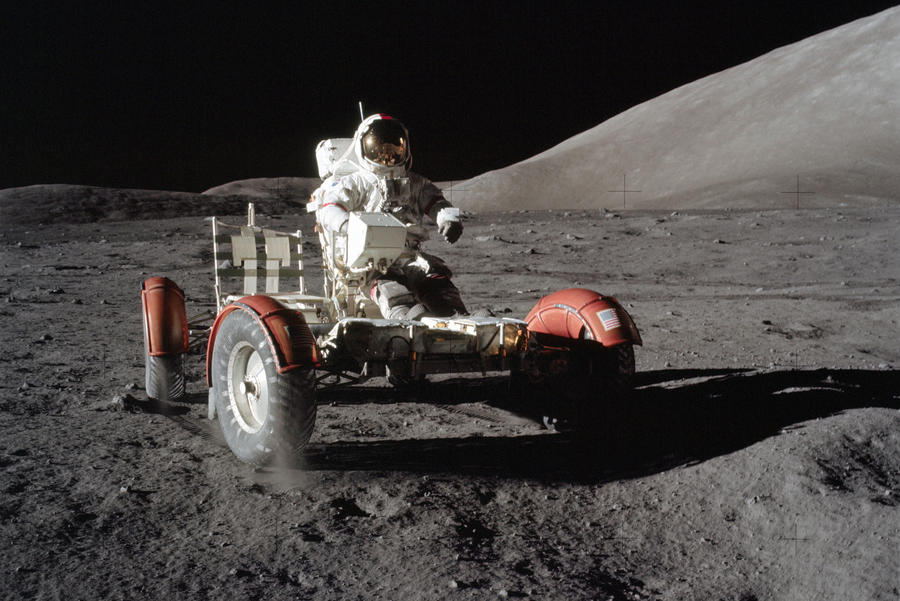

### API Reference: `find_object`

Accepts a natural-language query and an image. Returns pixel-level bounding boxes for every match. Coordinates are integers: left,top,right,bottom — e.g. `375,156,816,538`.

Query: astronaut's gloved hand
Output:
439,220,462,244
436,207,462,244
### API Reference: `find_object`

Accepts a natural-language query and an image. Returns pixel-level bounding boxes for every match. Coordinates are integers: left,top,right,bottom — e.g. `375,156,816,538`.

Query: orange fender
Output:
525,288,642,347
206,295,319,387
141,277,189,356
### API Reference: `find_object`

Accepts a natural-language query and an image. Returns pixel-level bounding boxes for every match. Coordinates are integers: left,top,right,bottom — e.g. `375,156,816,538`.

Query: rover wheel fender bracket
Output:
525,288,642,347
141,276,189,356
205,295,319,387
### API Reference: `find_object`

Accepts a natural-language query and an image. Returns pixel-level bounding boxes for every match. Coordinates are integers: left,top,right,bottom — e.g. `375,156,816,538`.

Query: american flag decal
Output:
597,308,621,331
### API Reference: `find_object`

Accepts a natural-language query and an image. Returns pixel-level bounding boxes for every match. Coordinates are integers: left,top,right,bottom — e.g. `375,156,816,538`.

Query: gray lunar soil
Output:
0,191,897,600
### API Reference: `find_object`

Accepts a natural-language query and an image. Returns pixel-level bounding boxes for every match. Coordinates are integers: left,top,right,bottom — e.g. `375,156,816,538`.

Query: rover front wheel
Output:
539,343,634,432
211,309,317,466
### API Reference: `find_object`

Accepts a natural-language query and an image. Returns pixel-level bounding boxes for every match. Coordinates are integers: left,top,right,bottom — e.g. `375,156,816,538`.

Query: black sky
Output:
2,1,895,192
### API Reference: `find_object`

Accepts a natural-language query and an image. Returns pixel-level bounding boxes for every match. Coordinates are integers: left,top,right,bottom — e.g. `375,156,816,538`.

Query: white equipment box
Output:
345,212,407,269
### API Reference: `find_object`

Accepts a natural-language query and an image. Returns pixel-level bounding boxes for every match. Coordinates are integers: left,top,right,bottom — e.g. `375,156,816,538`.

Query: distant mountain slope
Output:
447,7,900,210
5,10,897,223
0,183,309,225
202,177,319,202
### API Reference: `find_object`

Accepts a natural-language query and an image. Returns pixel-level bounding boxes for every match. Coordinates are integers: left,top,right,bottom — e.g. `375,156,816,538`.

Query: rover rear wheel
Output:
211,309,317,466
143,308,185,402
145,352,185,402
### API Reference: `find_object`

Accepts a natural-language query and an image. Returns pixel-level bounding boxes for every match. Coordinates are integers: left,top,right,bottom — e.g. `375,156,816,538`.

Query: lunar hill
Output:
4,11,898,225
446,7,900,211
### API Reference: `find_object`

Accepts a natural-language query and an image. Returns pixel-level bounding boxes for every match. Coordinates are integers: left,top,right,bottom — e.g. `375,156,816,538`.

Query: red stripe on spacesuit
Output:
321,202,348,212
370,283,378,301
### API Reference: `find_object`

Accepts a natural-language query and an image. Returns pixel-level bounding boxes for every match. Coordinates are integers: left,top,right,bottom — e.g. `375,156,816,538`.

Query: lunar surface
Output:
1,195,897,600
1,8,898,601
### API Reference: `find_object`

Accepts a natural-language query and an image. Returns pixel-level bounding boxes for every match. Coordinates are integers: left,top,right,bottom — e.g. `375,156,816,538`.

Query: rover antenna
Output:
358,101,365,122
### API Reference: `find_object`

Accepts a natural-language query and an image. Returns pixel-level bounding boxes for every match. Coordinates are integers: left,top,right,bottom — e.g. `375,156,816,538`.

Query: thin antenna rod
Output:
358,101,365,122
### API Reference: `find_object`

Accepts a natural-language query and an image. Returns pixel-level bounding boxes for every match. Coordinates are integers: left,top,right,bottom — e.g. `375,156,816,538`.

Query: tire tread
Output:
146,354,185,402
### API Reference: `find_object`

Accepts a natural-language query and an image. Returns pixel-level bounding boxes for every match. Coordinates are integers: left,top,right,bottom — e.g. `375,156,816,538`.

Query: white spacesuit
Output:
312,114,466,320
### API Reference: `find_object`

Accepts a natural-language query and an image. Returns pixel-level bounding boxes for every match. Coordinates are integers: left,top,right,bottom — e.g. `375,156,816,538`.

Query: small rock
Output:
107,395,127,411
449,580,459,589
40,334,53,341
71,299,83,305
95,394,139,412
713,238,727,244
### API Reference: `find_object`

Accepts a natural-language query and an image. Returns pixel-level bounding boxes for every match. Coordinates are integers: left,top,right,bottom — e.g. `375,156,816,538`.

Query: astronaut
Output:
313,114,467,320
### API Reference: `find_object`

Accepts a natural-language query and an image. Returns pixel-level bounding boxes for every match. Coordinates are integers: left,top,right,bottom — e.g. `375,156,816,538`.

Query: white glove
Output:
436,207,462,244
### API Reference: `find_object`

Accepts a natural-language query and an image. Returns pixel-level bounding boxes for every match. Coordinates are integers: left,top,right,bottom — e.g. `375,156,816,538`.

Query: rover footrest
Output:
318,316,529,374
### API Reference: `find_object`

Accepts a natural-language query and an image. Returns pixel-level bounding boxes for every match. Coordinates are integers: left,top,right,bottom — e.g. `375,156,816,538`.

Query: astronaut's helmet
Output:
356,114,411,173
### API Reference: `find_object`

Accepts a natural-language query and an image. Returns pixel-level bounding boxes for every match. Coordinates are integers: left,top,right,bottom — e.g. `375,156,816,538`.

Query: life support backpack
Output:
314,138,357,180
